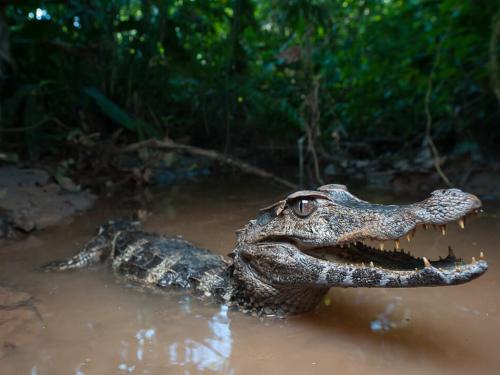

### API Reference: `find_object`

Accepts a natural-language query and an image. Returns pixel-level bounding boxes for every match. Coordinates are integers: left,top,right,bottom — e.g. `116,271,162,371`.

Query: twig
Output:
120,138,298,190
301,77,324,185
424,37,452,187
0,116,50,133
0,116,68,133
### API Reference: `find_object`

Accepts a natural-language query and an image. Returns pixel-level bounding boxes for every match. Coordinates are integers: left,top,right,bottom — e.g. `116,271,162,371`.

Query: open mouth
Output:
301,207,487,286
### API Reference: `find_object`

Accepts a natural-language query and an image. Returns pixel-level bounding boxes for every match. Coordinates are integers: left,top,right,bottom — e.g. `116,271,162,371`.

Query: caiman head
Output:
230,184,487,316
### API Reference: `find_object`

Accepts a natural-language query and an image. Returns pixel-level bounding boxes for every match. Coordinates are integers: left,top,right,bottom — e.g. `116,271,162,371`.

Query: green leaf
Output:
83,87,160,139
83,87,136,131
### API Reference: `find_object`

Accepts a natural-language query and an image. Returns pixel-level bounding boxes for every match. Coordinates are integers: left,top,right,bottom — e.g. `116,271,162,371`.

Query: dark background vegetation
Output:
1,0,499,189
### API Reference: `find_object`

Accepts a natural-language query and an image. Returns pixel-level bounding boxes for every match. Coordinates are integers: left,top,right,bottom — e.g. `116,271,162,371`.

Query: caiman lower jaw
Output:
304,242,485,272
302,242,488,288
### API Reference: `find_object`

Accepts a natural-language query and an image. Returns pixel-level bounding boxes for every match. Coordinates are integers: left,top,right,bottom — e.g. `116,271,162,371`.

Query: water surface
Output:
1,178,499,375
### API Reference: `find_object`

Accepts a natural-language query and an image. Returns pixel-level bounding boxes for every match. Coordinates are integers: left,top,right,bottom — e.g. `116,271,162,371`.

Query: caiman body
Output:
43,184,488,316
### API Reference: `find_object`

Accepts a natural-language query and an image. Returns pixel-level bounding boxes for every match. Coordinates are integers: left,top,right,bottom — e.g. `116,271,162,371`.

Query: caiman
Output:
42,184,488,316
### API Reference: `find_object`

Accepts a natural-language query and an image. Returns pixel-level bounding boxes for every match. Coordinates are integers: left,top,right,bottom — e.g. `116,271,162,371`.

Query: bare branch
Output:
121,138,298,190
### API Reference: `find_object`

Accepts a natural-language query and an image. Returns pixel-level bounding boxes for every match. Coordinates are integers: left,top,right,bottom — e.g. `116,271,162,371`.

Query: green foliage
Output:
1,0,498,160
83,87,159,139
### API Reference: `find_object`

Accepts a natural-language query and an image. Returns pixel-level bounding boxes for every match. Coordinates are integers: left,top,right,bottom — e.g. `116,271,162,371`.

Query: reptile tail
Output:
42,235,111,272
41,219,142,272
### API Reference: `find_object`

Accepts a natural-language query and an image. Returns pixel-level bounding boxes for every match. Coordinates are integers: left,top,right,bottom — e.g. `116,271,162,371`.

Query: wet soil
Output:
0,167,95,234
0,178,499,375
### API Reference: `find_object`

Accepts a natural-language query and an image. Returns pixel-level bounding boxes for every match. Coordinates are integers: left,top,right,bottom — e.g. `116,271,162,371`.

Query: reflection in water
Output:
370,297,411,332
135,328,156,361
27,302,233,375
169,305,233,372
117,327,156,372
108,304,232,373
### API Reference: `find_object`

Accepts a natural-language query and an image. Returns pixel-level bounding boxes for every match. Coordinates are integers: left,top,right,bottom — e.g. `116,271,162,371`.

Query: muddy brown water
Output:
1,178,500,375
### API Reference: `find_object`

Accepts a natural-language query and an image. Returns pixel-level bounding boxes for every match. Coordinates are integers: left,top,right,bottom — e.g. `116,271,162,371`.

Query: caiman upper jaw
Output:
333,188,483,246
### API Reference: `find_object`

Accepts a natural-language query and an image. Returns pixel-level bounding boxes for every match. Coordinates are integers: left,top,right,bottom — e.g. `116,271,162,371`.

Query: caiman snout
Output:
326,188,482,246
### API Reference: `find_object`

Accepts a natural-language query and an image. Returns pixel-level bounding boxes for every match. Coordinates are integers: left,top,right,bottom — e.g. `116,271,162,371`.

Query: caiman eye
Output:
291,199,317,217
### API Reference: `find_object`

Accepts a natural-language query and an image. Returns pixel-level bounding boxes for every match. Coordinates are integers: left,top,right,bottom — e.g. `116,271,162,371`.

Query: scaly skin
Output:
42,184,488,316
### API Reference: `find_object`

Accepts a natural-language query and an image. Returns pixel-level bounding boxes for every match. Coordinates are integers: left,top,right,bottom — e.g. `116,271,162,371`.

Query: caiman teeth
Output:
309,227,486,273
458,217,465,229
395,211,474,244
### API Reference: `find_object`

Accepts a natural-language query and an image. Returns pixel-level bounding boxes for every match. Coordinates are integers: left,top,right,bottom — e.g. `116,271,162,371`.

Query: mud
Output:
0,167,95,233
